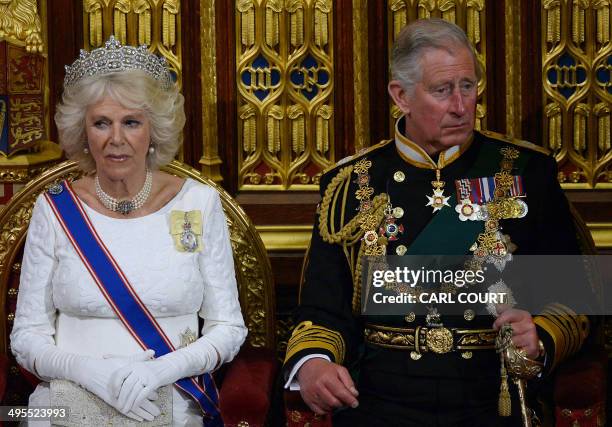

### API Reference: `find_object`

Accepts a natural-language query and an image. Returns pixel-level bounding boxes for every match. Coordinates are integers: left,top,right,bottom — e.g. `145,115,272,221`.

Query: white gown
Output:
10,178,248,426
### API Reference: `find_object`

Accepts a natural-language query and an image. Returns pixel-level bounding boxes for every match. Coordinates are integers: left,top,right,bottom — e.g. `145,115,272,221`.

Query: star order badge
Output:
426,188,450,212
380,203,404,241
426,169,449,212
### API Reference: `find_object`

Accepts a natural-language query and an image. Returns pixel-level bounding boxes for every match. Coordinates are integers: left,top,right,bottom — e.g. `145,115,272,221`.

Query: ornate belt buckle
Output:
426,327,454,354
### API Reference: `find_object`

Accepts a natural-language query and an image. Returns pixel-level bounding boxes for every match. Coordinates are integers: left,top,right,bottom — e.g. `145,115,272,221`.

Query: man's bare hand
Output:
493,307,539,359
296,358,359,415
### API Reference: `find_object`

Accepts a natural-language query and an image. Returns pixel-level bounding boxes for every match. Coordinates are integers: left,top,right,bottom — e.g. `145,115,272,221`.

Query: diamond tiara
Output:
64,36,173,90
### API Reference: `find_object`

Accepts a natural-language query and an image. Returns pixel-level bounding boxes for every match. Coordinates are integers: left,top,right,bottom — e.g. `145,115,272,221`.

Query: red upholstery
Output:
220,346,278,427
554,347,607,426
284,390,332,427
18,365,40,388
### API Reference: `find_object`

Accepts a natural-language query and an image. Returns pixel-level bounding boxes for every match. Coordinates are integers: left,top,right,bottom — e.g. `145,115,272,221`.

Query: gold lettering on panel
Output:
236,0,334,190
542,0,612,187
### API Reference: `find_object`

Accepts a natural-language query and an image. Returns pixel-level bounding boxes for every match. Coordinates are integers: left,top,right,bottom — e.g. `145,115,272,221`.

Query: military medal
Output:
454,178,481,221
455,199,480,221
454,176,528,221
426,169,450,212
493,234,518,268
363,230,379,246
380,204,404,241
471,230,517,272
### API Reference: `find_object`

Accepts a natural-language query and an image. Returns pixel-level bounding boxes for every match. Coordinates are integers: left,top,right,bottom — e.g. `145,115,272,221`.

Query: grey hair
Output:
391,18,482,93
55,69,185,173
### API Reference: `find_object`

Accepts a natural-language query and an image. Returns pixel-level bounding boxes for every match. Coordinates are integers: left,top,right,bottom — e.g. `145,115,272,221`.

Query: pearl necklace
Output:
95,169,153,215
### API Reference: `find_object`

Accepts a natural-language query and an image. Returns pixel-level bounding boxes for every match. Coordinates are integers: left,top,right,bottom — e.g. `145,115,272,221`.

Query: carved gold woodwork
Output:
0,0,59,174
82,0,182,87
504,0,522,138
0,160,276,356
352,0,370,151
0,141,62,184
236,0,334,190
386,0,487,133
0,0,44,53
542,0,612,188
199,0,223,183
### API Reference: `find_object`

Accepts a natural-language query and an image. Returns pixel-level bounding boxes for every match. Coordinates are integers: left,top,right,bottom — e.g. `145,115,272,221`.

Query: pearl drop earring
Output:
148,145,155,154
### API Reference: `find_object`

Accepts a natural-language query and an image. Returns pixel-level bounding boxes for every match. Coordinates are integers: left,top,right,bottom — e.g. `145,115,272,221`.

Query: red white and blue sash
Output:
455,175,525,204
45,181,223,427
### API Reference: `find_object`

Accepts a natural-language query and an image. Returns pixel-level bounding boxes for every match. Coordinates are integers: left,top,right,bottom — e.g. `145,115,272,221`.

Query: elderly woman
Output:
10,36,246,426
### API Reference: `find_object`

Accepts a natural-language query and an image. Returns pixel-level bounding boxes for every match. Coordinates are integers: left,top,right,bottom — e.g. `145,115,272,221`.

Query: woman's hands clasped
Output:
86,349,161,421
109,349,182,417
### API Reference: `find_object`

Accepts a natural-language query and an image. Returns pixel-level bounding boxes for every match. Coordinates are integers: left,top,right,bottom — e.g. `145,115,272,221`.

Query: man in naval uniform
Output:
283,18,590,426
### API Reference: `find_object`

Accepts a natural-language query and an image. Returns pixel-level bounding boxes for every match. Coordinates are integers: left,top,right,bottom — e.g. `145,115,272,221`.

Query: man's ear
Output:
388,80,411,115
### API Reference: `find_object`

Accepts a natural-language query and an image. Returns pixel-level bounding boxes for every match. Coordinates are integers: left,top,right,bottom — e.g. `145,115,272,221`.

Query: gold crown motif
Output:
64,36,173,90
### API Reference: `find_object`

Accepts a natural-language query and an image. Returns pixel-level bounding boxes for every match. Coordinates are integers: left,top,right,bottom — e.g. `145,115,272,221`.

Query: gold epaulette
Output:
533,303,590,371
321,139,393,175
480,130,551,156
284,321,346,365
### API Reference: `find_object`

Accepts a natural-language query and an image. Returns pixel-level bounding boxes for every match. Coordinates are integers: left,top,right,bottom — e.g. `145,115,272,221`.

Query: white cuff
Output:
284,354,330,390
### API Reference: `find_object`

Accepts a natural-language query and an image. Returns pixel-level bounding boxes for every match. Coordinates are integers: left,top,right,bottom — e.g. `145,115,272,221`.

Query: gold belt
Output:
364,323,497,355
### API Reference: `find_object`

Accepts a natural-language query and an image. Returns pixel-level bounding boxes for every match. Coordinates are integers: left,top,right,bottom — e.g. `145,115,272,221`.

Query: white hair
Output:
55,70,185,173
391,18,482,93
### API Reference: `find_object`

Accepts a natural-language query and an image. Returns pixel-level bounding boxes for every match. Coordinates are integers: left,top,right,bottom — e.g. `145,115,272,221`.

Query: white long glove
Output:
110,344,218,415
34,347,161,421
